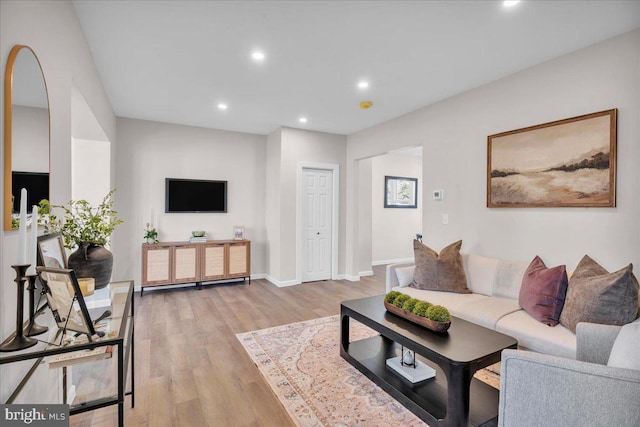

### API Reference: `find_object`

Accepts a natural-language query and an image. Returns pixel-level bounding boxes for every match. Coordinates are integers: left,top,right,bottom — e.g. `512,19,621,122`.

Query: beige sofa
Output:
386,253,579,359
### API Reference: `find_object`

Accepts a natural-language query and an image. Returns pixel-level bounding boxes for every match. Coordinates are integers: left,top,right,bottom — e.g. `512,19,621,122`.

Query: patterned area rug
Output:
237,315,501,427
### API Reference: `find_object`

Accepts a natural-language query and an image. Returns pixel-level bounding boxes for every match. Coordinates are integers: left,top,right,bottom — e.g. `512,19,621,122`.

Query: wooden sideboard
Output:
141,240,250,294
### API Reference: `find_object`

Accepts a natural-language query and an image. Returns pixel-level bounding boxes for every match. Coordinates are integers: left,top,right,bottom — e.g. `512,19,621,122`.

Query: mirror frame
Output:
4,45,51,231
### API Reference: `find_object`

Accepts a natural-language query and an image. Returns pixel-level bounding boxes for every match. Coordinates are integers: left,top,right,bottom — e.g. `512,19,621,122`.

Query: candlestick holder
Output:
0,265,38,352
24,274,48,337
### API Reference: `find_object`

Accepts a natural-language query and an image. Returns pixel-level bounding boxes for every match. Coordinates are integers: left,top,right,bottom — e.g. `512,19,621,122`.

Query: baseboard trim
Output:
344,274,361,282
265,275,300,287
372,257,414,266
359,270,374,277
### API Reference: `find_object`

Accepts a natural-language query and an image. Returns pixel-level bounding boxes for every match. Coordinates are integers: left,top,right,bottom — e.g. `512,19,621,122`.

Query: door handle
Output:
317,232,320,235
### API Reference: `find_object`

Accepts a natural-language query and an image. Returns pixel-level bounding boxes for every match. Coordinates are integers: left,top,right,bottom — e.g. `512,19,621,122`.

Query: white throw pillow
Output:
607,321,640,371
492,259,530,301
395,266,415,287
464,253,499,296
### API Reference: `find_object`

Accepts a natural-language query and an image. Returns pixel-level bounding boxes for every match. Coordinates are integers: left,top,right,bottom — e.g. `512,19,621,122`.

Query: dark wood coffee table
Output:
340,295,517,427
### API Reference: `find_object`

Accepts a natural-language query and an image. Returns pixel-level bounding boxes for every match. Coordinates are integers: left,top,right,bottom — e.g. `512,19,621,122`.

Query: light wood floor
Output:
70,267,387,427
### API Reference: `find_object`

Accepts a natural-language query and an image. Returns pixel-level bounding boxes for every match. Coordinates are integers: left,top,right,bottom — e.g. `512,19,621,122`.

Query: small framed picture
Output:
385,176,418,209
37,232,67,268
36,267,96,339
233,225,245,240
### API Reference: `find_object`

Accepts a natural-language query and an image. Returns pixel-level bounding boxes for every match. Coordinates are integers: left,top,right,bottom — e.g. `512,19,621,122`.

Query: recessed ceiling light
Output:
251,51,265,61
299,117,308,123
217,103,228,110
503,0,521,7
357,81,369,89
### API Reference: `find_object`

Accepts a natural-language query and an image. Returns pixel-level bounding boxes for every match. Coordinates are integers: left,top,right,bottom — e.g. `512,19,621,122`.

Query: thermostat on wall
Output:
433,190,444,201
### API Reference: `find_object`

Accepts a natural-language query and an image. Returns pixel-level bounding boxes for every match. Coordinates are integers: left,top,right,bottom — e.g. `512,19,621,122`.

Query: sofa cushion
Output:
607,321,640,370
395,266,415,287
492,259,530,300
455,297,522,330
519,256,568,327
463,253,498,296
411,240,470,293
560,255,639,333
496,310,577,359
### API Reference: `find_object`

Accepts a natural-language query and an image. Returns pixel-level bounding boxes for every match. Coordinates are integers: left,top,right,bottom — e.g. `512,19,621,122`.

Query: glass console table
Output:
0,280,135,427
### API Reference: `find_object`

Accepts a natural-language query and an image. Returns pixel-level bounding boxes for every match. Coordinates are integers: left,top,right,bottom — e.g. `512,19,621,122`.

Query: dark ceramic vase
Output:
67,243,113,289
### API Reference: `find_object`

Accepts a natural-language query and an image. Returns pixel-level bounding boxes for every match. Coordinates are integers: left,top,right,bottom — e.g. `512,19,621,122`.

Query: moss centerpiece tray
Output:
384,301,451,333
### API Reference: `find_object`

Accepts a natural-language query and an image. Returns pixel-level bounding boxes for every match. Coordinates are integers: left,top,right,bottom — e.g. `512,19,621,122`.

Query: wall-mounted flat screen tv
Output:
12,171,49,213
165,178,227,213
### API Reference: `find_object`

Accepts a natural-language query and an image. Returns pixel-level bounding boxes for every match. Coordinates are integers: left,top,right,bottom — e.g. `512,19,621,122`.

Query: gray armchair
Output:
498,322,640,427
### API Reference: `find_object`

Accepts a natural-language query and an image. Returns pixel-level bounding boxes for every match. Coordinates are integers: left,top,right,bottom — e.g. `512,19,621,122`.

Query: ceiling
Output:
72,1,640,136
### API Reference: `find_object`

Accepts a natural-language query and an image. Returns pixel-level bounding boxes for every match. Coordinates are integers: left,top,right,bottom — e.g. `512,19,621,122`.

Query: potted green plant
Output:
384,291,451,333
37,199,51,231
144,223,158,244
50,189,123,289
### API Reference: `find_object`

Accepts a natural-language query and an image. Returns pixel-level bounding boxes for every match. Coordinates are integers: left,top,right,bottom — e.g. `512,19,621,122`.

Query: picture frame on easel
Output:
36,267,96,340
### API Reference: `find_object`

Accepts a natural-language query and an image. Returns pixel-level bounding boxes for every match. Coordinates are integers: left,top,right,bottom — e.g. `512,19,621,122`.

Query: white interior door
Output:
302,169,332,282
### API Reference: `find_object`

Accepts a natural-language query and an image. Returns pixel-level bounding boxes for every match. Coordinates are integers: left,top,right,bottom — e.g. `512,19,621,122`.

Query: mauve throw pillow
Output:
411,240,470,293
519,256,568,327
559,255,639,333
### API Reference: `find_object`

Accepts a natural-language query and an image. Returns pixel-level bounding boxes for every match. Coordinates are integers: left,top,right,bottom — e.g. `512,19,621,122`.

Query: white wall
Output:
277,127,347,284
1,0,116,404
113,118,267,286
265,129,282,279
72,138,111,206
347,29,640,273
371,152,422,264
71,84,112,207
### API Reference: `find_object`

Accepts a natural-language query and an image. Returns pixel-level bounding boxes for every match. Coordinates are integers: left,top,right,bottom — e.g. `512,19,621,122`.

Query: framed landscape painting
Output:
487,109,617,208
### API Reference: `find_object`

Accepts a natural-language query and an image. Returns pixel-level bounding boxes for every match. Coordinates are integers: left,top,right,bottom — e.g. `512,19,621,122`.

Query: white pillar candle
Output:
17,188,28,265
27,205,38,275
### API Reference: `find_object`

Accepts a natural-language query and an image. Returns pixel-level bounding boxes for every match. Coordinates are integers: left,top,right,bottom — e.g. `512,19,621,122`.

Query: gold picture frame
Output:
487,109,617,207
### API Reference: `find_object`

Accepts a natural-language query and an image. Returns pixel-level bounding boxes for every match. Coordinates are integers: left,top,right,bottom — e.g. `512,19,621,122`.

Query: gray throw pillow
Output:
411,240,470,293
559,255,639,333
607,321,640,371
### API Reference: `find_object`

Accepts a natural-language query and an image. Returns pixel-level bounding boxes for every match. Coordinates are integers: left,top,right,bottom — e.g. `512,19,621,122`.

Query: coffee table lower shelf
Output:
341,335,499,427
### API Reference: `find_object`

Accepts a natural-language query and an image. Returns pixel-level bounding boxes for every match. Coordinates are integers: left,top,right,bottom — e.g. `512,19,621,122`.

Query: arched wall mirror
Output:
4,45,50,231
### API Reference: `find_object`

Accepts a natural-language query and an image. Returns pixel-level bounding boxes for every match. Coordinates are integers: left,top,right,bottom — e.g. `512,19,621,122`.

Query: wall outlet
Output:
442,214,449,225
433,190,444,201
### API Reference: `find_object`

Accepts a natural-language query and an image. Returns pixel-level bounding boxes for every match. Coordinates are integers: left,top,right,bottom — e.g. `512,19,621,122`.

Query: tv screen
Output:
165,178,227,213
12,171,49,213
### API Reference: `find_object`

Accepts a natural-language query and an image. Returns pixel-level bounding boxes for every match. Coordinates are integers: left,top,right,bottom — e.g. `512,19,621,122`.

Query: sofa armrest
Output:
576,322,621,364
385,263,414,293
499,349,640,427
